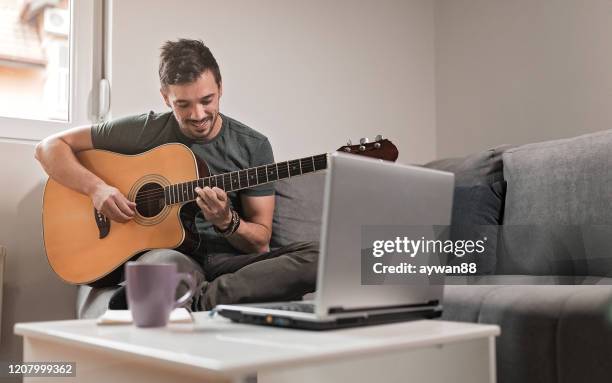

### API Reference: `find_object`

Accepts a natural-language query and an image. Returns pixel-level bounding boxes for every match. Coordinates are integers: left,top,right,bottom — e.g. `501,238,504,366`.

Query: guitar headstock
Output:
336,135,399,162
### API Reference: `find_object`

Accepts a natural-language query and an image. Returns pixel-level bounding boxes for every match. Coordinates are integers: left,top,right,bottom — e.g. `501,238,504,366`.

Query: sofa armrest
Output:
443,284,612,383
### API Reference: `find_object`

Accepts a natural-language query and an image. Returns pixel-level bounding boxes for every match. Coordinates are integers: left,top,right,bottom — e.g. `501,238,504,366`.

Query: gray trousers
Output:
117,241,318,311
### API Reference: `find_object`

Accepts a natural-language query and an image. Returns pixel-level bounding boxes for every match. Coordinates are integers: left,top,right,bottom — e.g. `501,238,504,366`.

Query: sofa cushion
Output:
499,129,612,276
449,181,507,274
497,225,590,275
271,172,326,248
502,129,612,225
423,144,514,186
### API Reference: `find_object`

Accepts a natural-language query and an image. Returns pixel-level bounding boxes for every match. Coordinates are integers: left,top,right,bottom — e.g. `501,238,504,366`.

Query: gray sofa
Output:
268,129,612,383
76,129,612,383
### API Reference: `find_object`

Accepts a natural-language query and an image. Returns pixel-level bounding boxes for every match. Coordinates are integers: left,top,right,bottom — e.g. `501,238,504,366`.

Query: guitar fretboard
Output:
164,154,328,205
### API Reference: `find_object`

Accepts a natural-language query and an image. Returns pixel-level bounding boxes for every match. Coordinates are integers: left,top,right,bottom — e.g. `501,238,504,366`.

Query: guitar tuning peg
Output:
359,137,369,145
375,134,383,142
346,139,352,146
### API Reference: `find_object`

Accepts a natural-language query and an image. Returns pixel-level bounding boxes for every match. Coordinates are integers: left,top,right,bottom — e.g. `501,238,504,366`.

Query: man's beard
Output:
188,115,212,129
181,112,219,139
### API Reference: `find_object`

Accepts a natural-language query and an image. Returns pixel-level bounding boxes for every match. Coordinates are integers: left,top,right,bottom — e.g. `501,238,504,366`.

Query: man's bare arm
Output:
226,194,274,254
195,187,273,254
35,126,136,222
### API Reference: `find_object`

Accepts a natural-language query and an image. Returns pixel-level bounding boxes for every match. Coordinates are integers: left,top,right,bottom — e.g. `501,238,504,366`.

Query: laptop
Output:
216,152,455,330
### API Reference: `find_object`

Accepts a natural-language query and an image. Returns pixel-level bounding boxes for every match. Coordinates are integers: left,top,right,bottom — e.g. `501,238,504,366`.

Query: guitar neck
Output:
165,153,328,205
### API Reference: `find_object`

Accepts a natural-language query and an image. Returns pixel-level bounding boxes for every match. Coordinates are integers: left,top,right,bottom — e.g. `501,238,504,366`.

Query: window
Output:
0,0,99,141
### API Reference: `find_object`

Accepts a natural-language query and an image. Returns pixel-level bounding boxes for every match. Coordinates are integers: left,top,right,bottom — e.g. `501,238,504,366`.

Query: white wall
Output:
0,140,77,379
435,0,612,158
106,0,437,163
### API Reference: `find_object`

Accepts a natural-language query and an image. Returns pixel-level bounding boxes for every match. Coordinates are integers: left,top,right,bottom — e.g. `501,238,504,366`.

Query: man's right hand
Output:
90,184,137,223
35,126,138,223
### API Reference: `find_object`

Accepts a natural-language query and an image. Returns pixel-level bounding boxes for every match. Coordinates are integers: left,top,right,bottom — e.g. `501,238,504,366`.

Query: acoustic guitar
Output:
42,136,398,285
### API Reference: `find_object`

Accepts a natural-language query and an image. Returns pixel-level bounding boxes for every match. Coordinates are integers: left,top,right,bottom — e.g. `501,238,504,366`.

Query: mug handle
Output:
173,272,197,309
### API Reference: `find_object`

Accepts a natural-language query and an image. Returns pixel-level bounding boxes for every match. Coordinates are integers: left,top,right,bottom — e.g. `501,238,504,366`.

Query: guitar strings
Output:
132,157,328,200
132,169,325,204
133,173,329,204
132,158,328,205
132,158,328,201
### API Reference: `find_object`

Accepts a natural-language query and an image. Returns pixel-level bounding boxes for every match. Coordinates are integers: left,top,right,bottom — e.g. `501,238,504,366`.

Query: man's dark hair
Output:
159,39,222,88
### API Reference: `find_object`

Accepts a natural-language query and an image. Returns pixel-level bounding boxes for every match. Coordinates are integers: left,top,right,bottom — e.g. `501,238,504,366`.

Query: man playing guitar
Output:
35,39,318,312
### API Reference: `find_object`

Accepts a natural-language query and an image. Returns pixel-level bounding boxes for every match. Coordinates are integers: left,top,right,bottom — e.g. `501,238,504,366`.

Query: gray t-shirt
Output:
91,111,274,258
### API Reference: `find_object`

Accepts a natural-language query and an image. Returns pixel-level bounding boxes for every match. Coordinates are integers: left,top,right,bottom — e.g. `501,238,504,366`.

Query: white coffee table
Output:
15,313,499,383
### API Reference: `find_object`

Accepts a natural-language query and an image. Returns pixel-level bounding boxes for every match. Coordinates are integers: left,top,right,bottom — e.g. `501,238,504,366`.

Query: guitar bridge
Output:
94,208,111,239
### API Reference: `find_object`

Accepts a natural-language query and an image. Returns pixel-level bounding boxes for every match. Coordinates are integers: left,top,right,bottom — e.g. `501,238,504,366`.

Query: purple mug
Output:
125,262,196,327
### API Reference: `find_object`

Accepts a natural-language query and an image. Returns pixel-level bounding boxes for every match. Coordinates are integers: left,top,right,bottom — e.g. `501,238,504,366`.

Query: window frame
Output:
0,0,101,142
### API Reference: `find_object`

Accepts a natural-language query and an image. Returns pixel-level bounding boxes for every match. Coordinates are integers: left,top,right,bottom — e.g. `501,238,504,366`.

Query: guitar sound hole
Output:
135,183,165,218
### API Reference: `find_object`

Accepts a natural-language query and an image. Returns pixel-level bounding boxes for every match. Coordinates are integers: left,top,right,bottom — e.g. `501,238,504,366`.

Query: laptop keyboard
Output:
260,302,315,313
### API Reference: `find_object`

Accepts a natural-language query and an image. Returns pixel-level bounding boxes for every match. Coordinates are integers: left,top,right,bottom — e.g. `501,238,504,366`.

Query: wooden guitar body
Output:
43,144,205,285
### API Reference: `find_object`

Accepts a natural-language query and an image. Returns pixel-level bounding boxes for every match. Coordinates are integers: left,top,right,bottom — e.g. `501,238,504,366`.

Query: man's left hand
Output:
195,187,232,230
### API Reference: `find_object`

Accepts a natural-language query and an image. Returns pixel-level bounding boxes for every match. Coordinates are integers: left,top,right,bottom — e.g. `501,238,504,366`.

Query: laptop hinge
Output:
327,300,440,315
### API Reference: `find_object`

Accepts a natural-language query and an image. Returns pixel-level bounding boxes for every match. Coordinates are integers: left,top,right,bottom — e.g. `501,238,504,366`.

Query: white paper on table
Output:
97,308,193,325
